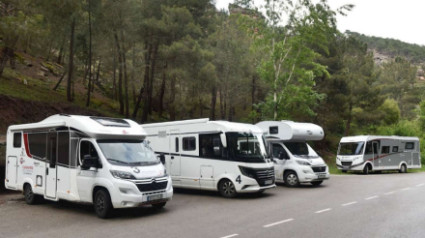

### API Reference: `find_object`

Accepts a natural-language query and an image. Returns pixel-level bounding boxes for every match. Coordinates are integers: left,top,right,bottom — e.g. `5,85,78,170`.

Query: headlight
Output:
238,166,256,178
110,170,136,180
296,160,311,166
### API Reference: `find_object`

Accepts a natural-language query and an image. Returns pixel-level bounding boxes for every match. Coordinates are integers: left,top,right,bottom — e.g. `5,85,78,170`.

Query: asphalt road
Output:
1,172,425,238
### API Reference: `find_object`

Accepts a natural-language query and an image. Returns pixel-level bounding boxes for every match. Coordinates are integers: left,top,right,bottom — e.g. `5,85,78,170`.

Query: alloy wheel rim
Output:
25,187,33,201
96,195,105,212
287,174,298,185
223,181,235,195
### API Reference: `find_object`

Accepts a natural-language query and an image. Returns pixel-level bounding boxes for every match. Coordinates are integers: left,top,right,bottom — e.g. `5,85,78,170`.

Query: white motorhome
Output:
336,135,421,174
142,119,275,198
256,121,330,187
4,114,172,218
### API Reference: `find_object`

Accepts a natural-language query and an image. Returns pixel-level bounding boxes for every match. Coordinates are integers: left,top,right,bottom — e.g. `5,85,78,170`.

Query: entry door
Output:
373,141,379,168
45,132,57,198
169,129,181,176
6,156,18,188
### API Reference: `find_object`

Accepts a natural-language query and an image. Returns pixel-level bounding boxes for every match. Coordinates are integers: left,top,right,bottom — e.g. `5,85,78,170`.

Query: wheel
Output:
311,181,323,186
363,164,371,175
94,189,113,218
24,184,38,205
284,171,299,187
218,179,237,198
152,202,166,209
399,164,407,173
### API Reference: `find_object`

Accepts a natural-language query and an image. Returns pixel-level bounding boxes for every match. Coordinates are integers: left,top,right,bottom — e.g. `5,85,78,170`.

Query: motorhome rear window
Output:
405,142,414,150
90,117,130,127
13,132,22,148
269,126,278,135
183,137,196,151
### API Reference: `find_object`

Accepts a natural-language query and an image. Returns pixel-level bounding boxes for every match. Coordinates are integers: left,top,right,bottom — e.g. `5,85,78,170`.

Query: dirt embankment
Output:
0,94,105,133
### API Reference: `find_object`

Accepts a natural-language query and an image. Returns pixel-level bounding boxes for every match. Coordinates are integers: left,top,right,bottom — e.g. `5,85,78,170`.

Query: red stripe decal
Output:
23,133,32,158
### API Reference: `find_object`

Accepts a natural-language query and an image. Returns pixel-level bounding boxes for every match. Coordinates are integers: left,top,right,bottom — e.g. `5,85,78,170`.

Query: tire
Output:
152,202,166,209
218,179,237,198
311,181,323,186
94,189,113,219
24,184,38,205
284,171,299,187
363,164,371,175
399,164,407,173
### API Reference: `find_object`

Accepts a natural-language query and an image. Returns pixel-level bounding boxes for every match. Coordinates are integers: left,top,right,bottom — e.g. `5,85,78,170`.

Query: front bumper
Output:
111,176,173,209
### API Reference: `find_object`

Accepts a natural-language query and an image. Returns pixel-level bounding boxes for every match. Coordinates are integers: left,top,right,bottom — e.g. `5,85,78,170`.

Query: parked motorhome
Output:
336,135,421,174
142,119,275,198
4,115,172,218
256,121,330,187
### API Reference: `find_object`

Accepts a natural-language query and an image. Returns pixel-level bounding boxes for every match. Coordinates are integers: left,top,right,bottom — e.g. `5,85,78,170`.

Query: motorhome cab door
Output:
170,129,181,176
45,132,57,199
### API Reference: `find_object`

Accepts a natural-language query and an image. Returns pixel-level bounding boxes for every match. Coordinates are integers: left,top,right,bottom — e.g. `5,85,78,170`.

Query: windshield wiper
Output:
107,158,130,165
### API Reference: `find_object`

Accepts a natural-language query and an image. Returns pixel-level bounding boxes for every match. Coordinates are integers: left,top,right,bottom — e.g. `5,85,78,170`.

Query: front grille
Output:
312,166,326,173
136,181,168,192
341,162,352,167
254,168,275,186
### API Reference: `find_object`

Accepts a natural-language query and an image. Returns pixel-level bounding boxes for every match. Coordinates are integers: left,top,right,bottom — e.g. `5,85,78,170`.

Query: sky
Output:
214,0,425,46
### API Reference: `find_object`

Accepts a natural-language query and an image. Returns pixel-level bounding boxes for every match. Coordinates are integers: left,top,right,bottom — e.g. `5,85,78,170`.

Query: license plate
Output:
147,194,163,201
264,179,273,185
318,174,326,178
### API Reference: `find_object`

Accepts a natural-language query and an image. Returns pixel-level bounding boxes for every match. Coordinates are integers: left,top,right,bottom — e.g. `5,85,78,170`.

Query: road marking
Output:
342,201,357,206
416,183,424,187
384,191,395,195
365,196,378,200
263,218,294,228
315,208,332,214
401,187,411,191
220,234,238,238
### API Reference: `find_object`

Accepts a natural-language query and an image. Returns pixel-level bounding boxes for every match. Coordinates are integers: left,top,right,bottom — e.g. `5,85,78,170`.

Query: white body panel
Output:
142,119,276,194
336,135,421,172
256,121,330,184
5,115,173,209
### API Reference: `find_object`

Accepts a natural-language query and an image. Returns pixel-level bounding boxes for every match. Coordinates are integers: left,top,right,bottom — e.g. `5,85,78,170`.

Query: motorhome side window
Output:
200,134,222,158
80,141,99,161
392,146,399,152
175,137,179,152
13,132,22,148
381,146,390,154
272,144,287,159
28,133,47,160
269,126,278,135
405,142,414,150
57,132,70,166
183,137,196,151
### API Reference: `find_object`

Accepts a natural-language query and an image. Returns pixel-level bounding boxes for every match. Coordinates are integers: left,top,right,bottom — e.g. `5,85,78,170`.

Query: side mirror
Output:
158,153,165,164
81,154,98,170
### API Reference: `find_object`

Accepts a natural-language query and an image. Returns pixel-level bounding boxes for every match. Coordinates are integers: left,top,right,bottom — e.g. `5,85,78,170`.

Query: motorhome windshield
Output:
338,142,365,156
97,140,159,166
284,142,319,159
226,132,267,163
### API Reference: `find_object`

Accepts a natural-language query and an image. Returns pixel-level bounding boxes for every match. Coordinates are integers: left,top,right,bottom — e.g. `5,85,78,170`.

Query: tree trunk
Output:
112,47,117,100
53,70,67,91
169,76,177,121
86,1,92,107
133,42,150,119
0,47,13,78
114,31,124,114
121,31,129,118
251,75,256,123
344,102,353,136
158,61,167,117
146,43,159,116
210,86,217,120
67,18,75,102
